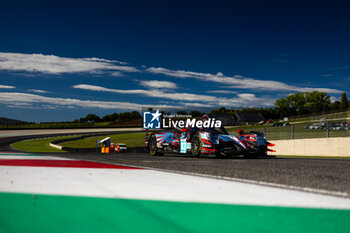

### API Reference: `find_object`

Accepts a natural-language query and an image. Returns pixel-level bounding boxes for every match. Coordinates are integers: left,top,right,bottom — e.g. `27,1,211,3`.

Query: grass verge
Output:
61,132,145,148
0,122,113,129
11,136,77,153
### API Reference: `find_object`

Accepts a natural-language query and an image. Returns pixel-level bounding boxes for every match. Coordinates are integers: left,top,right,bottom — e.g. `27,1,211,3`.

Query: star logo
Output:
143,109,162,129
150,109,162,122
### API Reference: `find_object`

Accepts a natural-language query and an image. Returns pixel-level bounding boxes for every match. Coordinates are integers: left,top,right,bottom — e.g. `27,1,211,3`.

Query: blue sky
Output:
0,0,349,122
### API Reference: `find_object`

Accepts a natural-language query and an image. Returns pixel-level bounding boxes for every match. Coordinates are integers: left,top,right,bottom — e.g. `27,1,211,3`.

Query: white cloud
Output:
146,67,343,94
206,90,238,94
140,80,177,89
178,102,213,108
292,87,343,94
82,57,128,65
0,84,15,89
73,84,217,102
0,52,344,95
110,72,124,77
28,89,49,94
72,84,275,107
1,52,343,95
237,93,258,101
0,92,190,110
73,84,149,95
7,102,35,109
0,52,139,74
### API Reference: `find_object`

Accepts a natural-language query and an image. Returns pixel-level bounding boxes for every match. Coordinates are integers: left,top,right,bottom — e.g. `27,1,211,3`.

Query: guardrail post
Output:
291,124,294,139
327,121,330,138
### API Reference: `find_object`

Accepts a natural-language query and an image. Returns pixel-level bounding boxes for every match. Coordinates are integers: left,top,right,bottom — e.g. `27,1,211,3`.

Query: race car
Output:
145,126,275,158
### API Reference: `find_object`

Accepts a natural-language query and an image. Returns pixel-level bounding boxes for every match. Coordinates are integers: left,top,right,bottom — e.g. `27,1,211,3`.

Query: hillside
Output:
0,117,27,125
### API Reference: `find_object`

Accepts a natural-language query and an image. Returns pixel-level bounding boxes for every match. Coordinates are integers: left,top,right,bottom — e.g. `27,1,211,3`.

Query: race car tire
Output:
149,134,163,156
191,133,202,157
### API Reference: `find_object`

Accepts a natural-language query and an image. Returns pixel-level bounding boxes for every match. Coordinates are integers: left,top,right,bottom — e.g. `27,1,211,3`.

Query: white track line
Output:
77,159,349,198
0,156,74,160
0,152,33,155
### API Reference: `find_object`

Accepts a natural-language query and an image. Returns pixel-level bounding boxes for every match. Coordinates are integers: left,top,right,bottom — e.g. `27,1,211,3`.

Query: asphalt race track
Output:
1,129,350,233
1,130,350,197
49,152,350,197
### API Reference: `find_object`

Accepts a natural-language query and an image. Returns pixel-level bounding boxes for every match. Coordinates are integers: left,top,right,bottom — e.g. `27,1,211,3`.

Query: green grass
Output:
0,121,113,129
11,136,77,153
1,119,143,129
61,132,145,148
11,133,145,153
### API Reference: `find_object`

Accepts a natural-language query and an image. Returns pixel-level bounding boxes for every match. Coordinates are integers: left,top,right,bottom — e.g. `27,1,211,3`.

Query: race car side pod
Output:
267,142,276,153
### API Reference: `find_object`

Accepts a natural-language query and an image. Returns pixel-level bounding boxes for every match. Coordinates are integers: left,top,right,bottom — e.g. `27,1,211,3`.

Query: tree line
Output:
211,91,349,119
210,91,350,119
74,111,142,123
275,91,349,118
75,91,349,123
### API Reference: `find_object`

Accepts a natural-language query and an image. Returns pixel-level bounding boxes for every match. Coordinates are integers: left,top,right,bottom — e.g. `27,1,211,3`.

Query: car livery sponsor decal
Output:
180,139,187,153
143,109,222,129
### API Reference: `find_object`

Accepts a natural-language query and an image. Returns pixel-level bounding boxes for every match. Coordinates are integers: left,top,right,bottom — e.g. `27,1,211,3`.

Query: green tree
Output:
118,112,132,121
190,110,202,117
210,107,230,115
130,111,142,120
275,91,331,117
176,111,188,115
82,114,100,123
275,98,291,117
286,93,307,115
340,92,349,109
305,91,330,113
330,101,340,111
101,112,119,122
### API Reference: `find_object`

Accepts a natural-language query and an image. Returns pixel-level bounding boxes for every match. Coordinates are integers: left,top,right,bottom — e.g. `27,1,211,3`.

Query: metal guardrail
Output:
228,121,350,140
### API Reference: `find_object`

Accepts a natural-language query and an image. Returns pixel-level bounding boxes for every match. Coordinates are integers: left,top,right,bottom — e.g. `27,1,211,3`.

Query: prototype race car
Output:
145,126,275,158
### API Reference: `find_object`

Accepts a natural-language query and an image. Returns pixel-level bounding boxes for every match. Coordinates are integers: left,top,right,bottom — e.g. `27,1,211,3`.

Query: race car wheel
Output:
191,133,202,157
149,135,161,156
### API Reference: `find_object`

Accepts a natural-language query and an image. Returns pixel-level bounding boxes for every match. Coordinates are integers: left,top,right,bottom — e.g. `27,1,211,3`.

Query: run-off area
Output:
0,153,349,233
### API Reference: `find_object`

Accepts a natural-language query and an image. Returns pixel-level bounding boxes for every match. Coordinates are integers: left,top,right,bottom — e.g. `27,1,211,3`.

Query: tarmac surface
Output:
50,152,350,197
1,131,350,198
